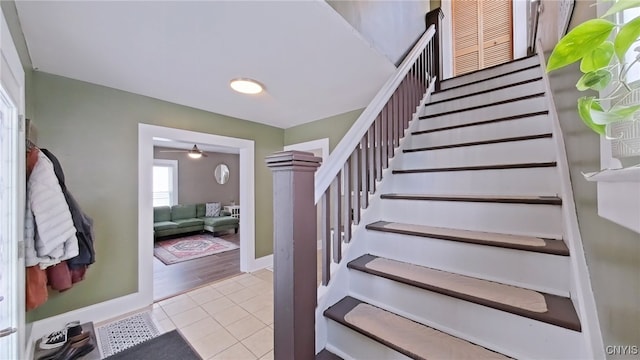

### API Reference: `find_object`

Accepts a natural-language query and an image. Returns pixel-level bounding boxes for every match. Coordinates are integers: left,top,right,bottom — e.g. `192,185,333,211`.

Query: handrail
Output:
527,0,542,55
267,10,444,354
314,25,436,204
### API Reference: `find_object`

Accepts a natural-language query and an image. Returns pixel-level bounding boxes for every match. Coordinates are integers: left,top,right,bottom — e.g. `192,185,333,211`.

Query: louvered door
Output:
452,0,513,76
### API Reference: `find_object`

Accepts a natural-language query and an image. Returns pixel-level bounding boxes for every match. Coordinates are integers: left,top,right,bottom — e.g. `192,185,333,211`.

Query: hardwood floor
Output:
153,231,241,301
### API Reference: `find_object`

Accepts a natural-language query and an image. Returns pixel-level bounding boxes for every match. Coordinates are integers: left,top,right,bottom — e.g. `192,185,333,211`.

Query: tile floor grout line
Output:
150,270,275,359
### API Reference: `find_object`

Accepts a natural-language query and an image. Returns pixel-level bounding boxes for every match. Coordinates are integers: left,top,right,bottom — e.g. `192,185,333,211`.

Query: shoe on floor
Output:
37,335,91,360
38,321,82,350
39,330,67,350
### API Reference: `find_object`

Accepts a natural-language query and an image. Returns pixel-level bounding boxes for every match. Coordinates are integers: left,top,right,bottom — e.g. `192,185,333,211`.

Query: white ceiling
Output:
15,0,395,129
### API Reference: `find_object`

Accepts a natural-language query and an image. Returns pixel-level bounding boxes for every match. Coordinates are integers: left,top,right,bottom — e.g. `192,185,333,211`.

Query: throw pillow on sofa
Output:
205,202,221,217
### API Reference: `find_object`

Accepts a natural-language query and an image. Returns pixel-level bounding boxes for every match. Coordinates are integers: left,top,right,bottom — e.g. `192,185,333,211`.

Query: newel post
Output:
425,7,444,91
266,151,322,360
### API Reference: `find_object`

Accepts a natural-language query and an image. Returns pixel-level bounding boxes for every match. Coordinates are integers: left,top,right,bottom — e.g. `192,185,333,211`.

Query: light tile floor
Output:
150,269,275,360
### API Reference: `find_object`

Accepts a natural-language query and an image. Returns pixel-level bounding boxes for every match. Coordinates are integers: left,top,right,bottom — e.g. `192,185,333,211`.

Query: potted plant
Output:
546,0,640,162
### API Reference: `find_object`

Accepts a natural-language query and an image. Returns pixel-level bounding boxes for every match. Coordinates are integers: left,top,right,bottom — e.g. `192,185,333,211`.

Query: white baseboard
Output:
24,324,34,360
29,252,272,344
249,254,273,272
28,292,149,353
27,252,272,358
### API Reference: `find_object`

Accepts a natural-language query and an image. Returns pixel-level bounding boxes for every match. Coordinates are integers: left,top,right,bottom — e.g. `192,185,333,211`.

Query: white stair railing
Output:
315,9,443,285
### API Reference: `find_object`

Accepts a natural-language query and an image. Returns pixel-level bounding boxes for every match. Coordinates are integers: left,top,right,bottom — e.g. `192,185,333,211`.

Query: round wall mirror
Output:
214,163,230,184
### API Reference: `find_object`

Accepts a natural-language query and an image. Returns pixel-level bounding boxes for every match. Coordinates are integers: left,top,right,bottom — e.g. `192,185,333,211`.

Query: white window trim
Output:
585,1,640,234
0,5,26,360
152,159,178,206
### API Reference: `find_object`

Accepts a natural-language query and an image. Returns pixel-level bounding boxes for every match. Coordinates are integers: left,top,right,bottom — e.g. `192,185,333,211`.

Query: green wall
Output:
429,0,441,12
284,108,363,151
26,72,284,321
546,0,640,350
4,0,379,324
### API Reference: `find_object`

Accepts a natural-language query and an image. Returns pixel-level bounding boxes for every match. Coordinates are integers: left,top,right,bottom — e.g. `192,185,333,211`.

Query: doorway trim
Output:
283,138,329,174
1,5,26,360
139,123,256,305
27,124,257,348
440,0,528,80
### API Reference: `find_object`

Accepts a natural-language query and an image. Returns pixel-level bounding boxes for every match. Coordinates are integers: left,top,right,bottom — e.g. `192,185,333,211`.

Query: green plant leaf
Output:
615,16,640,60
580,41,615,72
591,104,640,124
577,97,607,135
613,104,640,117
576,70,612,91
602,0,640,18
547,19,616,72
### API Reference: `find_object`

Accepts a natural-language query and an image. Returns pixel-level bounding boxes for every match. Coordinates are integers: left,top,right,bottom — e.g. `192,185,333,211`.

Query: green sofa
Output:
153,203,239,240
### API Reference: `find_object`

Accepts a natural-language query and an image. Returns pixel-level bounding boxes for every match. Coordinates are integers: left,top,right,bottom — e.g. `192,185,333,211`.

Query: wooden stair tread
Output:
440,54,538,86
348,255,581,332
413,111,549,135
366,221,569,255
434,64,541,94
316,349,342,360
324,296,510,360
420,93,545,119
393,162,557,174
404,133,552,153
379,193,562,205
427,77,543,106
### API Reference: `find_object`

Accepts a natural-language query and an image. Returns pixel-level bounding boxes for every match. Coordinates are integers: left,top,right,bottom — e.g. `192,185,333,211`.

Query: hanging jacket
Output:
26,148,48,311
25,148,59,268
26,151,78,265
40,149,95,268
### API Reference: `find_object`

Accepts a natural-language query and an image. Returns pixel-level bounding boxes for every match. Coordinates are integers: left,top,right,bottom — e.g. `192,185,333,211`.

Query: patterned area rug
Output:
97,312,160,358
154,233,239,265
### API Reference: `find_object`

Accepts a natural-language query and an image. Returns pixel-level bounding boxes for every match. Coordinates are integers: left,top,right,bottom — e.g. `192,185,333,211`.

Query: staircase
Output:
319,55,594,359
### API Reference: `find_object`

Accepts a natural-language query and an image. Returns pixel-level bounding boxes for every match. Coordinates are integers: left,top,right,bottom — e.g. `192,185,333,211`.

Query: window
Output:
622,7,640,84
153,159,178,207
586,1,640,234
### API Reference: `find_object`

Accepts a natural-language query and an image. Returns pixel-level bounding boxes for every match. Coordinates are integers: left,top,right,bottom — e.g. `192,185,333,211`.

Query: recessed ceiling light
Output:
230,78,264,94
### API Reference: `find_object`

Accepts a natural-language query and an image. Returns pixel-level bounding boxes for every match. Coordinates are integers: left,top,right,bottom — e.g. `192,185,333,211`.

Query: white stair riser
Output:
427,80,545,115
390,167,560,196
326,320,412,360
349,271,586,359
441,56,540,90
397,137,556,169
365,231,570,296
408,115,551,148
380,200,563,238
432,66,542,102
418,97,548,131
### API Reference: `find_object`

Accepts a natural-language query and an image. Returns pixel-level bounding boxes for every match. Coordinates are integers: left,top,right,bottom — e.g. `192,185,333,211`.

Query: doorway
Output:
283,138,329,285
452,0,513,76
1,6,26,359
151,141,242,301
441,0,527,80
138,124,256,306
0,79,22,360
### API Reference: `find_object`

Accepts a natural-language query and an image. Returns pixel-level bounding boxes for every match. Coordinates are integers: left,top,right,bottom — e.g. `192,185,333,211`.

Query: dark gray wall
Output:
327,1,430,65
545,0,640,351
154,148,240,206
